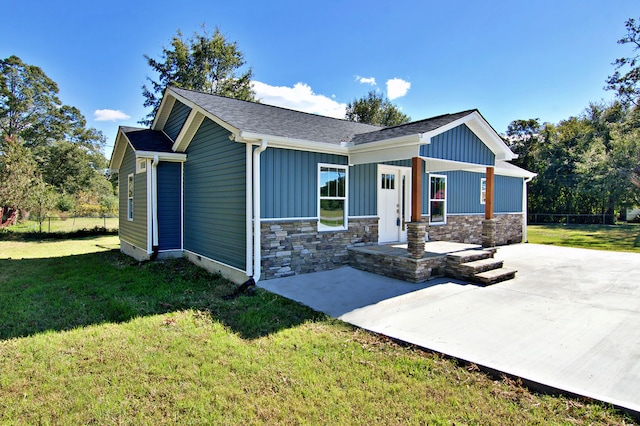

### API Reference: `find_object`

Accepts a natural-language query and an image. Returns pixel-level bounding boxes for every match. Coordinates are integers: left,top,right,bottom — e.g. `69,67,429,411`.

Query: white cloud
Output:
356,76,377,86
386,78,411,100
252,81,346,118
94,109,131,122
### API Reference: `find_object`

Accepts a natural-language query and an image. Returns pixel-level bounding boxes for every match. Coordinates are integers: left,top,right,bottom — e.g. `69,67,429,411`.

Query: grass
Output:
4,216,118,233
528,223,640,253
0,236,635,424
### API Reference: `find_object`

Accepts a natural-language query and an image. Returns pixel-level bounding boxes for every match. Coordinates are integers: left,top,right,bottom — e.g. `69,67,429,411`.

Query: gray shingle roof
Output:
351,110,477,145
169,87,382,145
121,126,174,152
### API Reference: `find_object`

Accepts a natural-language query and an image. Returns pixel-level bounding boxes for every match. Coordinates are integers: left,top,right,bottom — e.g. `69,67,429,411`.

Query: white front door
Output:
378,165,411,243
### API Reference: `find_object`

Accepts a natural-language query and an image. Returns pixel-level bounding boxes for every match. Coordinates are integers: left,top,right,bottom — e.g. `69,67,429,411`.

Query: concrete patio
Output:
258,243,640,417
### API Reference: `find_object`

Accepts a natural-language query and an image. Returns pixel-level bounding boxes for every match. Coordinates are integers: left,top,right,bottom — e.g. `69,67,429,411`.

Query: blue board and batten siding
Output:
260,148,348,218
119,145,147,249
157,162,182,251
437,171,523,215
421,124,494,165
495,175,523,213
164,101,192,141
183,118,246,270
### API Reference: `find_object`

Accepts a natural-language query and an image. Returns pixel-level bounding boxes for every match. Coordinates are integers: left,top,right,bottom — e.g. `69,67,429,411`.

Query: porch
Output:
348,241,516,285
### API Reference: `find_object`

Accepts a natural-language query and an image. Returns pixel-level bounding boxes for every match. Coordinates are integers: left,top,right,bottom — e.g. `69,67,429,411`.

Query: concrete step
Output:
459,258,504,275
472,267,517,286
446,249,493,265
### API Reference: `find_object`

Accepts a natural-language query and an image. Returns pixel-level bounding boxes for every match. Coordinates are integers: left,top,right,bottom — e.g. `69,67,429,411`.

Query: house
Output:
109,86,535,284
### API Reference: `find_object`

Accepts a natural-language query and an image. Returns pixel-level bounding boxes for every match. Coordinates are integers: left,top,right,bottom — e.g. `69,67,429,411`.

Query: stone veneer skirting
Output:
426,213,523,246
261,217,378,280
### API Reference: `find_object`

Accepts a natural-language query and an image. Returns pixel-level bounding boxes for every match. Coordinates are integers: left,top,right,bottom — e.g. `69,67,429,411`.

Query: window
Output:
480,178,486,205
127,174,134,221
381,173,395,189
318,164,348,231
136,159,147,174
429,175,446,224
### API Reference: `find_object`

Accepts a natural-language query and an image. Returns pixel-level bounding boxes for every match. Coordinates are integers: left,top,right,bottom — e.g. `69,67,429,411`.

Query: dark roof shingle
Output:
351,110,476,145
121,126,174,152
169,87,382,145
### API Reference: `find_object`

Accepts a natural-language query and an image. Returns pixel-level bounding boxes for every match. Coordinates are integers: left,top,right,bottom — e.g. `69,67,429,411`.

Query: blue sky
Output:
1,1,637,158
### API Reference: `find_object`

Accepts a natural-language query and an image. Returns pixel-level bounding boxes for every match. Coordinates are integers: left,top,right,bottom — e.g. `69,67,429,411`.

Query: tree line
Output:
505,17,640,223
0,56,116,228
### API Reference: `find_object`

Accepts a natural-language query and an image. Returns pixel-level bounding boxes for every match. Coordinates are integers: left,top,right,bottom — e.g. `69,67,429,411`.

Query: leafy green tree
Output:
1,55,112,219
28,179,57,232
0,135,38,217
345,90,410,127
606,17,640,105
0,55,64,150
141,26,255,125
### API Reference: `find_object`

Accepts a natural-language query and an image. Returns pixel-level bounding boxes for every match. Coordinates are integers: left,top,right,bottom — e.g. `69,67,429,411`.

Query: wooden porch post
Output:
411,157,423,222
482,166,496,247
485,166,494,220
408,157,426,259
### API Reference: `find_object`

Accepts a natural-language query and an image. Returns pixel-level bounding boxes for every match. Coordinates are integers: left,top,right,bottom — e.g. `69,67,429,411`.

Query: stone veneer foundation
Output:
261,217,378,280
426,213,523,246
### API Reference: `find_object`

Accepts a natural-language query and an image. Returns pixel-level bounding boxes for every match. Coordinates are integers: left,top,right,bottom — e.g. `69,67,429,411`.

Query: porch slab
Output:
258,244,640,417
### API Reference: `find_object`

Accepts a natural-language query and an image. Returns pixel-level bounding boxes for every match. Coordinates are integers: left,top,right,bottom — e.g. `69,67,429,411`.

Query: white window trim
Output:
127,173,134,221
136,159,147,174
317,163,349,232
429,174,447,225
480,177,486,205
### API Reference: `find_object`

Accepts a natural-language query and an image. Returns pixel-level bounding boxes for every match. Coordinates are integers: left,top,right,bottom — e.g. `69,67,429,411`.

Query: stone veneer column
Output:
482,218,497,248
407,222,427,259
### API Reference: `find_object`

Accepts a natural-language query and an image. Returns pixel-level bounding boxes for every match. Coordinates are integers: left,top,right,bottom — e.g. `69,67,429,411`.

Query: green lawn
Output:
528,223,640,253
4,216,118,233
0,236,632,424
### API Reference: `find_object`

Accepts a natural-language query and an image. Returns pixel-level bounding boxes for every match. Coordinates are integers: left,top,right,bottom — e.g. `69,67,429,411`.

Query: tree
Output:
345,90,410,127
28,179,56,232
605,17,640,105
1,56,114,221
0,55,64,150
141,26,255,125
0,135,38,217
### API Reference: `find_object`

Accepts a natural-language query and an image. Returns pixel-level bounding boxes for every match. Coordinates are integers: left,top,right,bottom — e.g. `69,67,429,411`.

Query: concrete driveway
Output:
258,243,640,415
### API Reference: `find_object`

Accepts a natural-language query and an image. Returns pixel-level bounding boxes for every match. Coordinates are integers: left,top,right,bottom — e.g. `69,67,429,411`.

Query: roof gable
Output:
109,126,179,171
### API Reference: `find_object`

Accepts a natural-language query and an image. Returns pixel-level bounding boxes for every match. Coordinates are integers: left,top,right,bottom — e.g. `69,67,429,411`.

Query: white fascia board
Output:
152,94,176,130
109,128,137,172
419,114,476,143
172,110,205,152
420,111,516,161
464,111,516,161
166,88,240,137
421,157,487,174
350,144,420,165
135,151,187,162
238,131,349,155
348,133,423,153
421,156,537,179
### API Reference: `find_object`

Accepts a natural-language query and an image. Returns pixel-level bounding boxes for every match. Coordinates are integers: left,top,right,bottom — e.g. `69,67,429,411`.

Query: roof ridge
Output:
378,109,478,131
168,86,383,130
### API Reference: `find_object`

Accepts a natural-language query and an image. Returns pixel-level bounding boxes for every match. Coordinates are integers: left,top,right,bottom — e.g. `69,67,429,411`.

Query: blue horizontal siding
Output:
261,148,348,218
157,162,182,250
421,124,494,166
183,118,246,270
163,101,192,141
